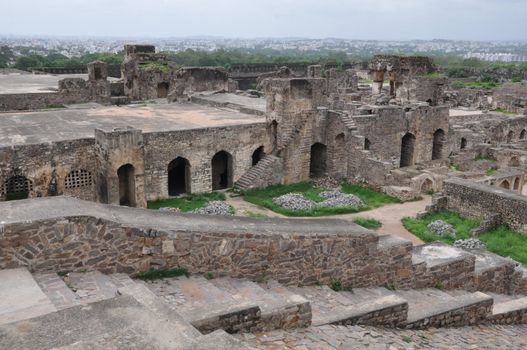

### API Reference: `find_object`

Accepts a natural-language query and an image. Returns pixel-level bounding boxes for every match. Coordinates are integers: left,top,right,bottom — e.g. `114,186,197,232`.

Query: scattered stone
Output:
454,238,486,250
427,220,457,237
273,193,316,211
191,201,233,216
319,193,364,208
313,177,341,189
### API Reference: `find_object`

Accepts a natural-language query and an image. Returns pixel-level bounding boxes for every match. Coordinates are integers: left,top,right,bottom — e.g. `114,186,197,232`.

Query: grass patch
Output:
464,81,498,90
486,168,497,176
147,192,225,212
402,335,413,343
242,182,399,217
329,278,353,292
135,268,189,281
402,211,527,265
244,210,268,219
353,217,382,230
140,62,170,74
493,108,517,115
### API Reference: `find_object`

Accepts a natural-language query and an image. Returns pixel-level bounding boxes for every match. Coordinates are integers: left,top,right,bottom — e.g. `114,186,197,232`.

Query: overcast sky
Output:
1,0,526,40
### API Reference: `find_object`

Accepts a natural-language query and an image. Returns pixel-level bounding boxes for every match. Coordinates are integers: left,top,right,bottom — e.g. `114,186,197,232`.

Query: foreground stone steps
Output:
394,288,493,329
63,270,120,304
143,276,262,333
0,268,56,326
282,284,407,327
210,277,311,331
33,272,81,311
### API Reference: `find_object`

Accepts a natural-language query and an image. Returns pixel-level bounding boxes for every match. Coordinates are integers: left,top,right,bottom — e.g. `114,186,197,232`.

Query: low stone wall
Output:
441,177,527,233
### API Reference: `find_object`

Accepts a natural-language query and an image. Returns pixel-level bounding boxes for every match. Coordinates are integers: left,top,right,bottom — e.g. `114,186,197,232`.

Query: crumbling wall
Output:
168,67,229,102
493,83,527,114
441,177,527,233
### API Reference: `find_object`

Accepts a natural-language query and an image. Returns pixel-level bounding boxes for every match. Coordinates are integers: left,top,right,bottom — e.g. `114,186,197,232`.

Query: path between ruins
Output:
226,194,431,245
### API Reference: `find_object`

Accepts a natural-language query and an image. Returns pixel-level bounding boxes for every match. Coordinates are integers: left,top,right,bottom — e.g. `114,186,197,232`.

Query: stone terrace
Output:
0,97,265,146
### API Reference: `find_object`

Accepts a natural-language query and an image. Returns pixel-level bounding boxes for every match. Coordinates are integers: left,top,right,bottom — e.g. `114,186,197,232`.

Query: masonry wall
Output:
443,177,527,233
0,139,97,201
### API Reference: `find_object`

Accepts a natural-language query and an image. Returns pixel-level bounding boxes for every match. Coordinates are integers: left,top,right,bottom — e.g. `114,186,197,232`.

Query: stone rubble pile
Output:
159,207,182,213
454,238,486,250
191,201,233,216
273,191,365,211
273,193,316,211
427,220,457,237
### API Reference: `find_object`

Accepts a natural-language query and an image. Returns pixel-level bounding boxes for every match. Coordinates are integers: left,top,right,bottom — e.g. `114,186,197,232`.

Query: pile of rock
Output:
427,220,457,238
159,207,182,213
273,193,316,211
191,201,233,216
454,238,486,250
273,191,365,211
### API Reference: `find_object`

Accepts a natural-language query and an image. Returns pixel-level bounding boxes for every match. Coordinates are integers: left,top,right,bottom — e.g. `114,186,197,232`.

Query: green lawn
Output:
242,182,399,217
147,192,225,212
353,217,383,230
402,211,527,265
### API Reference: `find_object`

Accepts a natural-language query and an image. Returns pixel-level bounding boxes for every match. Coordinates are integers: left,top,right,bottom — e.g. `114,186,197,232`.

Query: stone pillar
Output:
307,65,322,78
95,127,147,208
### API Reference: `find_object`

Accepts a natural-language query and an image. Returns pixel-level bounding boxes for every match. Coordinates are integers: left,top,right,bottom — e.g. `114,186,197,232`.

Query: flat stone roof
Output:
193,92,266,114
0,101,266,146
0,196,374,239
0,72,102,94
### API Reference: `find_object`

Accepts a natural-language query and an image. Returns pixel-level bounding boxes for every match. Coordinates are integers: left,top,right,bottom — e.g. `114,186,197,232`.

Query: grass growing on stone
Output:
135,268,189,281
147,192,225,212
402,211,527,265
242,182,399,217
353,217,383,230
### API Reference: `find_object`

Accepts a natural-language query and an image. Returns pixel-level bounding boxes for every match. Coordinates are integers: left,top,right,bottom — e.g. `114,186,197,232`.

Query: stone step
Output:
0,295,200,350
196,329,257,350
279,284,407,327
143,276,261,334
210,277,311,331
0,268,57,326
395,289,493,329
33,272,81,311
63,271,119,304
488,294,527,324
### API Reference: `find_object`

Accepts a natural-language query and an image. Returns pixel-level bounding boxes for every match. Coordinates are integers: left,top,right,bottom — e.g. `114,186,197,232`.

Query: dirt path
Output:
226,194,430,245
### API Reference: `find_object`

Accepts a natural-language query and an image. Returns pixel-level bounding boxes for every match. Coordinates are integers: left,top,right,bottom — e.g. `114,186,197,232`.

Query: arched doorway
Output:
500,180,510,190
364,138,371,150
421,178,434,193
310,143,327,178
118,164,135,207
432,129,446,160
2,175,32,201
252,146,265,166
212,151,233,190
168,157,190,196
521,130,527,140
514,177,521,191
400,133,416,167
460,138,467,150
507,131,514,143
157,82,169,98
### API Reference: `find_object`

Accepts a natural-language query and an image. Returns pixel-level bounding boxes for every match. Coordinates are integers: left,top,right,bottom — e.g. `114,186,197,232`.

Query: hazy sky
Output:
1,0,526,40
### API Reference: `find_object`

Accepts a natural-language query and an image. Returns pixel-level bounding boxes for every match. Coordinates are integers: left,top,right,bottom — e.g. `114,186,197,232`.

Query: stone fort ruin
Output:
1,45,527,348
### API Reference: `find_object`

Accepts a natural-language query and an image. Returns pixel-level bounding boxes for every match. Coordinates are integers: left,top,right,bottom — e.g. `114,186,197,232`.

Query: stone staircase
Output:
339,113,357,130
234,154,282,191
2,266,527,349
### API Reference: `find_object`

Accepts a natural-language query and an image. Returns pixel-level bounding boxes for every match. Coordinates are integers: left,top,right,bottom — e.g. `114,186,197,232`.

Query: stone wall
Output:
441,177,527,233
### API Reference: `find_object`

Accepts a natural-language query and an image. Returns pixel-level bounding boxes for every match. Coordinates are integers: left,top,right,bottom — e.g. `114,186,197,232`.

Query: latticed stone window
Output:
1,176,33,198
65,169,93,189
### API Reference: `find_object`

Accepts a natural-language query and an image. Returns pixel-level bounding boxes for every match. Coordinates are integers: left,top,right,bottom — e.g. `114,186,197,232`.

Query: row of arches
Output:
499,177,522,191
400,129,446,168
506,129,527,143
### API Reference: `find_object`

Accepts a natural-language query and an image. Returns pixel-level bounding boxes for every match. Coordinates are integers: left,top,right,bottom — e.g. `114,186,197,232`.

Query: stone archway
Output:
168,157,190,196
514,177,521,191
157,82,169,98
500,180,510,190
118,164,135,207
212,151,233,190
400,133,416,167
520,129,527,140
460,138,467,150
432,129,446,160
507,131,514,143
252,146,265,166
364,138,371,150
310,143,327,178
420,178,434,193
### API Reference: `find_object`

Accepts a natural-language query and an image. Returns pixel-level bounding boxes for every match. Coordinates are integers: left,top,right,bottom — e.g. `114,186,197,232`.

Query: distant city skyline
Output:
1,0,526,41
